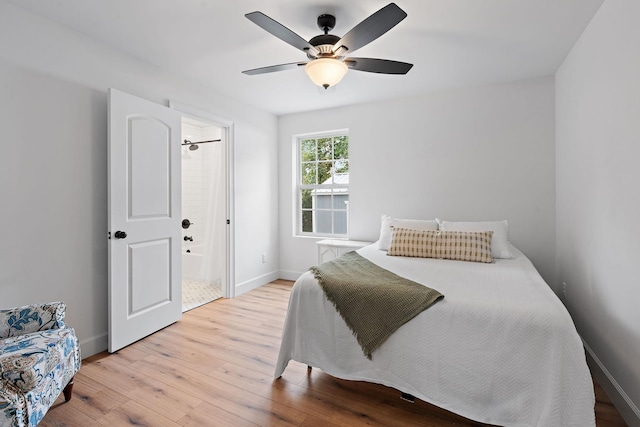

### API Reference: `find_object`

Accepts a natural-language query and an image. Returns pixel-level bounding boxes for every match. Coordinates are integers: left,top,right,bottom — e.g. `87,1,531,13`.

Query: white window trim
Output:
293,129,349,238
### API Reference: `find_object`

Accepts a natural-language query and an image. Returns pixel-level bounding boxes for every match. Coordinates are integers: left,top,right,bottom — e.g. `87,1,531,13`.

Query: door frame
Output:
169,101,235,298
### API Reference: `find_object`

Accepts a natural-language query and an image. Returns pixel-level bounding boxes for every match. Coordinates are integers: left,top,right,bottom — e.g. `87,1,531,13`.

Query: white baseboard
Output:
583,340,640,427
79,332,108,359
235,271,280,296
278,270,304,281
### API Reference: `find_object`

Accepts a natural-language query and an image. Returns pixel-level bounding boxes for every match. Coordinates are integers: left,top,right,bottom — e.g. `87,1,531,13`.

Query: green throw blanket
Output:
310,251,444,360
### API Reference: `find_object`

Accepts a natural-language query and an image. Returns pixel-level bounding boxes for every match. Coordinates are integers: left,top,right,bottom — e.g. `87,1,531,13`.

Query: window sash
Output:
296,132,348,237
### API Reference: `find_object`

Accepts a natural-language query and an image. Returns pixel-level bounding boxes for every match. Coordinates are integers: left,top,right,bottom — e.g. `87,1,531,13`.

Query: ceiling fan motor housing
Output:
317,14,336,33
307,14,343,59
307,34,341,59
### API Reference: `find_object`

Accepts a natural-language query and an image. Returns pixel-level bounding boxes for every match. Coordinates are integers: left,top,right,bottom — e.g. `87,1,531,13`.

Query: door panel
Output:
129,239,171,314
129,117,171,218
108,88,182,352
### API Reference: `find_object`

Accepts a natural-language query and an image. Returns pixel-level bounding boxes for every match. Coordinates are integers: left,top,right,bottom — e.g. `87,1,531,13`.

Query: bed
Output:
274,241,595,426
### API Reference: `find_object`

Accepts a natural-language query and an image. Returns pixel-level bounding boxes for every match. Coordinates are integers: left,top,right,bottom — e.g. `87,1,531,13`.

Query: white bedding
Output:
275,244,595,426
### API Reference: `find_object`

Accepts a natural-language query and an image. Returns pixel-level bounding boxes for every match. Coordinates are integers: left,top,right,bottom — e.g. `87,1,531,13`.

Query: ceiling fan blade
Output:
242,62,308,75
245,12,319,57
333,3,407,55
345,58,413,74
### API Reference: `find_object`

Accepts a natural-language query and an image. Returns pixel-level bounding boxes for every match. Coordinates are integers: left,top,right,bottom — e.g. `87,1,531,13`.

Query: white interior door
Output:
108,88,182,352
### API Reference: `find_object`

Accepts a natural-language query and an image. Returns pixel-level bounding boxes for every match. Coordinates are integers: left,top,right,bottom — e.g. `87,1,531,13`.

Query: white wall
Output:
556,0,640,423
278,77,557,284
0,3,279,356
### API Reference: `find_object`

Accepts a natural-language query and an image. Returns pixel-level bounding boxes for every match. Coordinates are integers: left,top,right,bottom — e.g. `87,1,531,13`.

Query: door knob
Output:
182,219,193,229
114,231,127,239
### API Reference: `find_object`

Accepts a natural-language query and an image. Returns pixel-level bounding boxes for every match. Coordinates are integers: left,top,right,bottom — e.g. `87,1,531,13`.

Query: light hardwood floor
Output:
41,280,627,426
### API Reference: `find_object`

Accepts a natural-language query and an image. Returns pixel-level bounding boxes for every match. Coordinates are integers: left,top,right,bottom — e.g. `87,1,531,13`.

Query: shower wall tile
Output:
182,123,206,246
181,122,222,248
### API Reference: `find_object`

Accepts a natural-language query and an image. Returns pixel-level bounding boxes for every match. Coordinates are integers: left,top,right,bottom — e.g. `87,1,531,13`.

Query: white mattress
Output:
275,244,595,426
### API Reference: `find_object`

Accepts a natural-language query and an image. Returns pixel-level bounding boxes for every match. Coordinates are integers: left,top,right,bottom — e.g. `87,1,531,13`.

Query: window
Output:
296,131,349,237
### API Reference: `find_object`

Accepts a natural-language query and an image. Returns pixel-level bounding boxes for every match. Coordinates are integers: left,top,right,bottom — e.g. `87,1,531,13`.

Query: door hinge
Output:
226,219,230,225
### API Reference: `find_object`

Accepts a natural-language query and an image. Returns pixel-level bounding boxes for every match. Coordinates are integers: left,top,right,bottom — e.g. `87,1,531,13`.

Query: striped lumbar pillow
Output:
388,227,494,263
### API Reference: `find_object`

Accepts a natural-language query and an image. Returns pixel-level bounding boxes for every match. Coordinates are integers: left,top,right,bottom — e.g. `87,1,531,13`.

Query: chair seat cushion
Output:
0,328,78,394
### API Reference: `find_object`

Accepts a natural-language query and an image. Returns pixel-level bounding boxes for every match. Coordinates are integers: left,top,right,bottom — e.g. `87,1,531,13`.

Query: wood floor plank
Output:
39,280,628,427
127,352,307,426
58,372,129,421
299,414,341,427
177,401,261,427
81,353,203,421
134,335,229,376
96,400,182,427
38,398,101,427
208,362,340,422
147,325,279,376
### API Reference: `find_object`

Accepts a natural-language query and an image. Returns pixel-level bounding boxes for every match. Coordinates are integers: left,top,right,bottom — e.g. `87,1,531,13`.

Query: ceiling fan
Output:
242,3,413,89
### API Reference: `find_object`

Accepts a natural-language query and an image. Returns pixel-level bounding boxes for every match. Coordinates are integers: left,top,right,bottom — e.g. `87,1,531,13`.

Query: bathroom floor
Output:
182,279,223,312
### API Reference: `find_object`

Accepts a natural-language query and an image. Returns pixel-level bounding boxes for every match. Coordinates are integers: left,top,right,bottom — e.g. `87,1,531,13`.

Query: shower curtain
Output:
198,136,225,291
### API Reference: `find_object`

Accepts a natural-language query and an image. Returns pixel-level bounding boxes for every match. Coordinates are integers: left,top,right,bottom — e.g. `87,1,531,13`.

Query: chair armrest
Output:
0,302,66,339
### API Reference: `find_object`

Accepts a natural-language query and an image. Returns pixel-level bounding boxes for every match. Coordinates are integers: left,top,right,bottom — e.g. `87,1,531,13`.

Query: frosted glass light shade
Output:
305,58,348,89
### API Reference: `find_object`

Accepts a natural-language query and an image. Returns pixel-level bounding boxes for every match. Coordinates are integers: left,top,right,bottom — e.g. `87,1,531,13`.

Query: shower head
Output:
183,139,199,151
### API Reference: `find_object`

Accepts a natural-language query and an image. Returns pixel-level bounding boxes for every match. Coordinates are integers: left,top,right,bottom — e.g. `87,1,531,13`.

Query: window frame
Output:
294,129,349,238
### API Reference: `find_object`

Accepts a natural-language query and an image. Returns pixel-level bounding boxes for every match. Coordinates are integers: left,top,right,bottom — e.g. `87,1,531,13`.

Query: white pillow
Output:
378,214,438,251
436,219,513,259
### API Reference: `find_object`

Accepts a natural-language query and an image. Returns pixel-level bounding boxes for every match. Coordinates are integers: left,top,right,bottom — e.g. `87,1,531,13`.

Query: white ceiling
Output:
7,0,603,116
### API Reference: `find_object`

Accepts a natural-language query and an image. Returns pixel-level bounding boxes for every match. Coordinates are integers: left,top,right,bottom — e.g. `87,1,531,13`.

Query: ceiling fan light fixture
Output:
305,58,348,89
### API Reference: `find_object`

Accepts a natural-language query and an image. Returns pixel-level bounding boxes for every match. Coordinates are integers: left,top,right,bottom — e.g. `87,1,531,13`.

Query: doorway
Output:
180,116,226,312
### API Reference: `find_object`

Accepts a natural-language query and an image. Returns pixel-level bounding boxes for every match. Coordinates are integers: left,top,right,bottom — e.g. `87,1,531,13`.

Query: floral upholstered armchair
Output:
0,302,81,427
